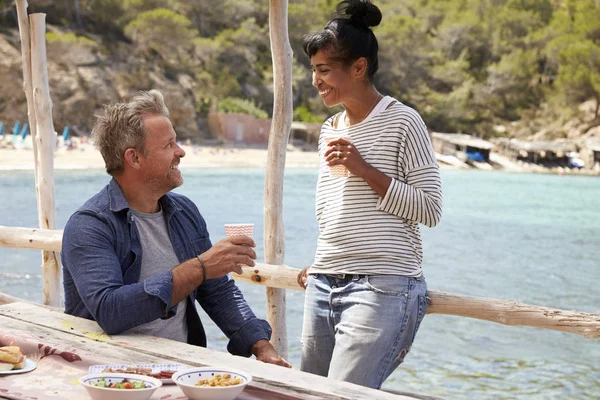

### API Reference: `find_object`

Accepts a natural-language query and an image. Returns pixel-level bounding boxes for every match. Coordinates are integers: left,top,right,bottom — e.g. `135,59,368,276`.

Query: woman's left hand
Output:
324,138,370,178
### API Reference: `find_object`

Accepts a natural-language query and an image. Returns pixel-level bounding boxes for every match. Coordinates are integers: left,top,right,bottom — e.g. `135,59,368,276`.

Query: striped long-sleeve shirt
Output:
311,97,443,277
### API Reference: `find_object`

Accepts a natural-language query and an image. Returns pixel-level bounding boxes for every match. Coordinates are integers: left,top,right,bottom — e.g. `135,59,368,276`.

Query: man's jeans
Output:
300,273,429,389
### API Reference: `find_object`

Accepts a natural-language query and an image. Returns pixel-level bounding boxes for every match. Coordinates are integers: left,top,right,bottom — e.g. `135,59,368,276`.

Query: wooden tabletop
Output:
0,302,421,400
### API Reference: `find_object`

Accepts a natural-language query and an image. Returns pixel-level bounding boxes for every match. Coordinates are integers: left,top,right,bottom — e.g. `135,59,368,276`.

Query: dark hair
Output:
303,0,382,82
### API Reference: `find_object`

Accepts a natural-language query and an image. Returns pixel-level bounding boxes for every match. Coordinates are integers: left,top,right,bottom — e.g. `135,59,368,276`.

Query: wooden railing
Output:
1,225,599,339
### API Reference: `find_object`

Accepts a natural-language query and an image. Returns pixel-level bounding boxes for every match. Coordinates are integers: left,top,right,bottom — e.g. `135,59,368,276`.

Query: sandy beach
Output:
1,140,597,176
0,145,320,171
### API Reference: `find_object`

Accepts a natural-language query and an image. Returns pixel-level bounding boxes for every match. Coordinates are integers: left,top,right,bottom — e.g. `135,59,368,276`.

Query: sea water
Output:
0,168,598,399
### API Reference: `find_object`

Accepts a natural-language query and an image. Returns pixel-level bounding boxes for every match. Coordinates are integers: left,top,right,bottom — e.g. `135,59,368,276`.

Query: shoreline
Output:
0,146,597,177
0,145,321,171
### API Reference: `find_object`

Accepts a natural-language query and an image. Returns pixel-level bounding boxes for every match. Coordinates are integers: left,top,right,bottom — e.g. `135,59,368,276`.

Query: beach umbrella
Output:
12,120,20,136
20,123,29,139
62,125,70,141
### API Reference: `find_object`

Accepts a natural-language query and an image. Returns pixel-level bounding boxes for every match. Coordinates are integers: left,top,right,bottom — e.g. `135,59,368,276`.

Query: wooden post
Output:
264,0,293,358
15,1,40,199
29,13,61,307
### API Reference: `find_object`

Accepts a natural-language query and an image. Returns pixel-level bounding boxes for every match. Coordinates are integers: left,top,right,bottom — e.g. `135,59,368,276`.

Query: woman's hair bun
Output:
336,0,382,29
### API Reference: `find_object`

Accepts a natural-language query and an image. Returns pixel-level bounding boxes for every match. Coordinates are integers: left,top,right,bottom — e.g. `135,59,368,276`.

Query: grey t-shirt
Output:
130,207,188,342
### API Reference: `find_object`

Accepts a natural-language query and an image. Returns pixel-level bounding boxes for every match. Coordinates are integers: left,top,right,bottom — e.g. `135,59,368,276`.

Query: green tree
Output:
124,8,198,64
555,40,600,119
217,97,268,119
483,49,543,120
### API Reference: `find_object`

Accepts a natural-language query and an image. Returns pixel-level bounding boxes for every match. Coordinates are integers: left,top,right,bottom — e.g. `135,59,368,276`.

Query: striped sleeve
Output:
376,109,443,227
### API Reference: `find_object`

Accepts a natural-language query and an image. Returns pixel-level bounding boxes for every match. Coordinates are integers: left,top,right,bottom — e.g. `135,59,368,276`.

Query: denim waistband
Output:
321,273,367,280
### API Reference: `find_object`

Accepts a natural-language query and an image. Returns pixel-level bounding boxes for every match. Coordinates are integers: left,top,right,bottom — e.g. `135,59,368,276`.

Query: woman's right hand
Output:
297,266,310,289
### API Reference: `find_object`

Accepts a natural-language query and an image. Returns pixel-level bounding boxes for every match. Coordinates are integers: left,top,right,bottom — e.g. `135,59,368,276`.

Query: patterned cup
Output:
225,224,254,267
224,224,254,239
324,136,352,178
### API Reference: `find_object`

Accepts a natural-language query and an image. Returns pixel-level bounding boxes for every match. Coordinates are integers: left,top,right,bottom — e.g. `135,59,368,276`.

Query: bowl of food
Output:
172,367,251,400
79,373,162,400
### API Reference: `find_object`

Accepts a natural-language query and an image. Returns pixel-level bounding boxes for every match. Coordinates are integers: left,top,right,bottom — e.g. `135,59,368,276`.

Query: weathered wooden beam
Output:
0,225,63,251
15,0,38,175
427,291,600,339
1,226,599,338
236,263,301,291
264,0,293,359
28,13,61,307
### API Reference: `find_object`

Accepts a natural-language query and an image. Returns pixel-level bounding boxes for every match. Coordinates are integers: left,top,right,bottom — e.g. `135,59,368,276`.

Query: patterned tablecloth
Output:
0,329,295,400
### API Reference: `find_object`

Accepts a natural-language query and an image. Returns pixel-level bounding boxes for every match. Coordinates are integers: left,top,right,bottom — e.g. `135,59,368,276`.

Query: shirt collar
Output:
108,178,180,218
108,178,129,213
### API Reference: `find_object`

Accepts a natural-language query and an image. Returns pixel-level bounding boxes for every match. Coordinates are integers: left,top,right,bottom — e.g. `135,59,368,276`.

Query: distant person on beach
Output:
61,90,290,368
296,0,443,389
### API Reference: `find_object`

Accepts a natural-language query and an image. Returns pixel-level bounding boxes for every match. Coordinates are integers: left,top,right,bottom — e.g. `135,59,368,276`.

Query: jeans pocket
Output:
411,294,428,343
365,275,407,296
394,293,428,367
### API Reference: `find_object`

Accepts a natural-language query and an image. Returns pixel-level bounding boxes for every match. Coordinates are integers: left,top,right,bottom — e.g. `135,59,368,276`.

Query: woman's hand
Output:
325,137,392,198
324,138,370,178
297,266,310,289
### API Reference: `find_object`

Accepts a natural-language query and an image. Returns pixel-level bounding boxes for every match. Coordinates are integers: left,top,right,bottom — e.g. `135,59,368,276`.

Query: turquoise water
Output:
0,168,599,399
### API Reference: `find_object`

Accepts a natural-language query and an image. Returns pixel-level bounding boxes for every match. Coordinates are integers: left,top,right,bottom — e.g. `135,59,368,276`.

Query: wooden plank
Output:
29,13,61,307
264,0,294,359
0,302,416,399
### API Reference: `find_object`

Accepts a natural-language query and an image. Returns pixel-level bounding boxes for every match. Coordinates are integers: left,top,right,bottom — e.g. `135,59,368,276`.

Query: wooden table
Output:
0,302,423,400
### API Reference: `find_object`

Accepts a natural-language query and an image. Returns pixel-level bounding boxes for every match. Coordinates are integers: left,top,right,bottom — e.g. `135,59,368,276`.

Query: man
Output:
61,90,290,367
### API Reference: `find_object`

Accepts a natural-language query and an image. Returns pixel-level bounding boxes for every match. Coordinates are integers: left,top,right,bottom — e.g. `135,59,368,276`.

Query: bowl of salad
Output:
79,373,162,400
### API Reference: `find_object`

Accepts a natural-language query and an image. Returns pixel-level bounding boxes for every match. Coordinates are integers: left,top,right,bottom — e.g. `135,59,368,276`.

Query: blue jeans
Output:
300,273,429,389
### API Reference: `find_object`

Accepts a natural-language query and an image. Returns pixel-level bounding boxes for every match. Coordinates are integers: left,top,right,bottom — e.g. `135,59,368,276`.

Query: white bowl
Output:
172,367,252,400
79,373,162,400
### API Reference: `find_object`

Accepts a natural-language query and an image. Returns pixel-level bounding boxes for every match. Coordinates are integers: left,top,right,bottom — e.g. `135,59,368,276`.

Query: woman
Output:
297,0,443,389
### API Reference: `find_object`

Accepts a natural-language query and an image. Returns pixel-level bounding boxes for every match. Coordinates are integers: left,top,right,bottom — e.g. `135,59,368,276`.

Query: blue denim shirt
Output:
62,178,271,357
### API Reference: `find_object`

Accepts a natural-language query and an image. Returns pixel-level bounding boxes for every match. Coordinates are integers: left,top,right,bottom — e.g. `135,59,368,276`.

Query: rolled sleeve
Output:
226,318,272,357
142,270,176,318
376,108,442,227
376,164,443,227
197,275,272,357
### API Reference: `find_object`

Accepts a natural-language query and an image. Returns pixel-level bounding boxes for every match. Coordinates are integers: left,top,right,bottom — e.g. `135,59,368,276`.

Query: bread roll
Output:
0,347,21,364
0,346,26,370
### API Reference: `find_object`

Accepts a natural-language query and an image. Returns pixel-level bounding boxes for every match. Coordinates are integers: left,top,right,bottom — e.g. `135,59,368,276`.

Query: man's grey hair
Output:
91,89,170,176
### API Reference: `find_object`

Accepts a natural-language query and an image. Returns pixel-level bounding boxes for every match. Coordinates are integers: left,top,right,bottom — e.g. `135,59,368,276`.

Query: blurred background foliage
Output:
0,0,599,138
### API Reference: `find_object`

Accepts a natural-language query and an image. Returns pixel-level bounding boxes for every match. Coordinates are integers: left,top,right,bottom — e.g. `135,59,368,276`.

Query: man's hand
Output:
251,339,291,368
200,235,256,278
